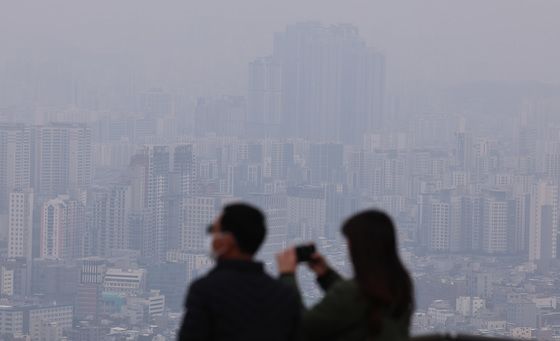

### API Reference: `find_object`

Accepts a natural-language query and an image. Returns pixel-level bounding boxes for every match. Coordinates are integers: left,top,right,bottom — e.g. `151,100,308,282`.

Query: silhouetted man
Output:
178,203,300,341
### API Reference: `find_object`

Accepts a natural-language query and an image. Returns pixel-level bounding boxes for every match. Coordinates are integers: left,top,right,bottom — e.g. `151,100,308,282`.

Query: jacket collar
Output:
215,259,265,273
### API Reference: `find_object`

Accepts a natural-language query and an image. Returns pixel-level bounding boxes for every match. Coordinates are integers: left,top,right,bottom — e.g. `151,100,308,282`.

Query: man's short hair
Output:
221,203,266,255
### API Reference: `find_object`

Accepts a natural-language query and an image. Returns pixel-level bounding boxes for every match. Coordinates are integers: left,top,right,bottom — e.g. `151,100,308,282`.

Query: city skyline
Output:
1,3,560,339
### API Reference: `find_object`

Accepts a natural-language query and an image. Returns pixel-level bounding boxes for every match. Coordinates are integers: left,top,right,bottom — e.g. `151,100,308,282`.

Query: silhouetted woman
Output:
277,210,414,341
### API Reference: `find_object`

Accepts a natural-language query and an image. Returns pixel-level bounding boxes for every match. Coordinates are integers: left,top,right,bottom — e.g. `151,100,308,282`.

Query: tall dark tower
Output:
252,22,385,144
143,145,170,262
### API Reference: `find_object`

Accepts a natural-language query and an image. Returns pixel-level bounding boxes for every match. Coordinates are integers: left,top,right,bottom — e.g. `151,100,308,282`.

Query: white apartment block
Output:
8,190,34,260
103,268,146,295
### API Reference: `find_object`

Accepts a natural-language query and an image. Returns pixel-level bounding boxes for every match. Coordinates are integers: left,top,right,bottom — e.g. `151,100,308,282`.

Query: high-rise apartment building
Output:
6,190,34,296
247,57,282,138
427,199,451,252
40,195,85,259
258,22,384,143
458,195,483,252
481,190,510,254
381,153,409,195
34,123,92,197
169,144,199,251
419,190,468,253
173,144,197,197
529,181,559,261
511,191,531,254
68,124,93,189
8,190,34,261
287,185,327,239
142,146,170,261
455,130,474,170
0,124,32,211
269,142,294,180
544,141,560,180
88,184,131,257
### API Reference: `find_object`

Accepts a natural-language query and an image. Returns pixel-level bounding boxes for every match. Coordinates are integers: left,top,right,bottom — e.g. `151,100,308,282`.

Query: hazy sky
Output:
1,0,559,95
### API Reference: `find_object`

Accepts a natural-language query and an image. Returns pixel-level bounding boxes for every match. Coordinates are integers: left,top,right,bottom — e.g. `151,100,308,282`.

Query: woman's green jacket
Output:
280,269,410,341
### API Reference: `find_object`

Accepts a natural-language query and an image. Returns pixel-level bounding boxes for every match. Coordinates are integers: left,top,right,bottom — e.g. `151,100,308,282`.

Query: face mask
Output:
204,235,220,260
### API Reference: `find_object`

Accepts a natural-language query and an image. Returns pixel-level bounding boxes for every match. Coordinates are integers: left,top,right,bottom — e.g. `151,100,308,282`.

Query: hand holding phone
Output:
295,244,316,263
307,252,329,277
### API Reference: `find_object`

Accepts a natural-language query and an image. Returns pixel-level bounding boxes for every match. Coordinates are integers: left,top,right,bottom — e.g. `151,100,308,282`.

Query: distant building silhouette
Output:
0,123,32,211
34,123,92,197
249,22,385,143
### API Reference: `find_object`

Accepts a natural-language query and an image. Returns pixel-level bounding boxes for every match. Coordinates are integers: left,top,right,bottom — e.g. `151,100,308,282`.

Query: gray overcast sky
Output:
1,0,559,94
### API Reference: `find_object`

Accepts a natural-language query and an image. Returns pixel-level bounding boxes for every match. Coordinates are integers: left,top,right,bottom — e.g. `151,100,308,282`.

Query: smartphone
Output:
295,244,316,263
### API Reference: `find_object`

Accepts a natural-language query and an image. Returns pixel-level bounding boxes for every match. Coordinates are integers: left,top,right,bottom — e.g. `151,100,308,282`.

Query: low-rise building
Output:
0,304,73,340
103,268,146,295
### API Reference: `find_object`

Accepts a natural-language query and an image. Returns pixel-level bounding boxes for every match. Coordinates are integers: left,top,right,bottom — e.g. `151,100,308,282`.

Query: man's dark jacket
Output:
178,259,301,341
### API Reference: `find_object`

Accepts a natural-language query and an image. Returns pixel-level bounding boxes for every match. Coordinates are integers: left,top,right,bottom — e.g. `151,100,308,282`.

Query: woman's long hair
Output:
342,210,414,336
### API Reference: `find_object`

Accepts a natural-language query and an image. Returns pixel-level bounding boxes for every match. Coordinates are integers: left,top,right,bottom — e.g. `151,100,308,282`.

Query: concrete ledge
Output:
412,334,521,341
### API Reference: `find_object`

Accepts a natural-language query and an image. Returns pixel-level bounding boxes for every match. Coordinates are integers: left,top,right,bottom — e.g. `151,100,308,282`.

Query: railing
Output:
412,334,520,341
